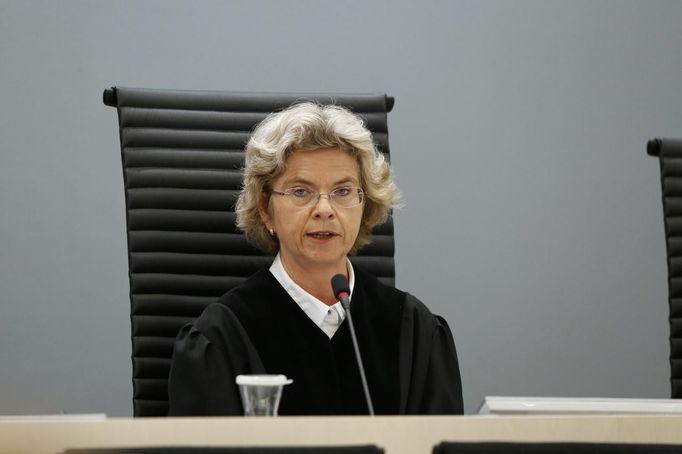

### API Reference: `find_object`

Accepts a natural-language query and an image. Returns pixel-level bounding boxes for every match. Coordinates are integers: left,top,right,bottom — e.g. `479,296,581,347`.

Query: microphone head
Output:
331,274,351,299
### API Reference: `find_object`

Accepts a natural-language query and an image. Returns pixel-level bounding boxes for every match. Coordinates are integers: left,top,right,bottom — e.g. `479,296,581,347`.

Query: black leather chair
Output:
63,446,384,454
103,87,397,416
647,138,682,398
433,441,682,454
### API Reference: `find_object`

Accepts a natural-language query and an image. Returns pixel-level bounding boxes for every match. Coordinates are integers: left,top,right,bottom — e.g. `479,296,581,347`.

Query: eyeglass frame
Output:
269,186,365,208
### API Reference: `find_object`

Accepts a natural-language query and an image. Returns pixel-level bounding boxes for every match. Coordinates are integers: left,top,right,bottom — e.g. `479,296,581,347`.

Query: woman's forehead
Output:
275,148,360,185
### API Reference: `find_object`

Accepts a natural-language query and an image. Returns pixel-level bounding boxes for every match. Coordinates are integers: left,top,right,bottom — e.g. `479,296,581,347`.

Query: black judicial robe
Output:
168,267,463,415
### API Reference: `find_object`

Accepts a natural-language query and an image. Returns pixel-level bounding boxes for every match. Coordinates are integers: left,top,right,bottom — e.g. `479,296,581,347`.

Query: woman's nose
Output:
312,194,335,217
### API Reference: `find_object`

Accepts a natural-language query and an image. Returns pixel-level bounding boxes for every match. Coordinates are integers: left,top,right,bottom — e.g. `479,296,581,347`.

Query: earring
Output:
269,228,275,236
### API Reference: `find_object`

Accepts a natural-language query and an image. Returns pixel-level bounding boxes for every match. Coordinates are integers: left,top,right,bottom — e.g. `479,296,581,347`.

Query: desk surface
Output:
3,415,682,454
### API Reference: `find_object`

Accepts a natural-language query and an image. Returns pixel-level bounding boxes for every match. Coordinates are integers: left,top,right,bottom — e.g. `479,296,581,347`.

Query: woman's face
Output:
260,147,363,276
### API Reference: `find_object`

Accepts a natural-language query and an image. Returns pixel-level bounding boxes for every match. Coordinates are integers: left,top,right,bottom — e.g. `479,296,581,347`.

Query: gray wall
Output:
1,0,680,416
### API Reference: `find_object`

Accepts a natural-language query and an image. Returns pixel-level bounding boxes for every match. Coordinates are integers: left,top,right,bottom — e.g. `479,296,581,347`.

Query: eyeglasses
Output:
270,187,364,208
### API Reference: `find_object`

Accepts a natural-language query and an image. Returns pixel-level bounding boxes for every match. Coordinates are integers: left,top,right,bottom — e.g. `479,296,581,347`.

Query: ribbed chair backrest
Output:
647,137,682,398
103,87,396,416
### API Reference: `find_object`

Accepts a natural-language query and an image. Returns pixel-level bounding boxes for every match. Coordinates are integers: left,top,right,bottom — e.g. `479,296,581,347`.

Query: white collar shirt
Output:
269,253,354,339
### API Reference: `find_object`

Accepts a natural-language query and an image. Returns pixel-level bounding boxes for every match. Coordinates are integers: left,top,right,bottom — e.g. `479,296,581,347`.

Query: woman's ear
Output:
259,192,272,229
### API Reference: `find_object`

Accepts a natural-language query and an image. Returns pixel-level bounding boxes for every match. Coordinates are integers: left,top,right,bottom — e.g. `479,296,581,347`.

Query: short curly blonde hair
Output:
236,102,399,254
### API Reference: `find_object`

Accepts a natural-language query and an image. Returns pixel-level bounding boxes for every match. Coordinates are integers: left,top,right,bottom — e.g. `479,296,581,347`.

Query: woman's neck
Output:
280,255,347,306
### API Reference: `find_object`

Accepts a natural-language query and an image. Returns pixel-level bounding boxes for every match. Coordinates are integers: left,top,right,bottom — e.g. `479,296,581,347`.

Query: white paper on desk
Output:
0,413,107,421
479,396,682,415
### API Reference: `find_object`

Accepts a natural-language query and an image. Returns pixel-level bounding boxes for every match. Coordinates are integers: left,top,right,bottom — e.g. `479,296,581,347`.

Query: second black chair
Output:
647,137,682,399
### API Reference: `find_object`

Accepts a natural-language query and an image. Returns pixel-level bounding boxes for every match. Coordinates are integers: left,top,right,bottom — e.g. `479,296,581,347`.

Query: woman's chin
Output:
301,251,348,271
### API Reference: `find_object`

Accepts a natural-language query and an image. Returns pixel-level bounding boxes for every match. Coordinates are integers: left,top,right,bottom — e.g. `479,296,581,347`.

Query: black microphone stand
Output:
332,274,375,416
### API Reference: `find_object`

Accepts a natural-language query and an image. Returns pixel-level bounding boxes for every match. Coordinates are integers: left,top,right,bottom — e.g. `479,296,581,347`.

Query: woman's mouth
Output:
307,231,339,240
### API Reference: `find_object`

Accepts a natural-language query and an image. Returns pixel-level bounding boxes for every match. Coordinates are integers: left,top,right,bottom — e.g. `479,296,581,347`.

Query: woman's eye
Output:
334,187,352,197
290,188,309,198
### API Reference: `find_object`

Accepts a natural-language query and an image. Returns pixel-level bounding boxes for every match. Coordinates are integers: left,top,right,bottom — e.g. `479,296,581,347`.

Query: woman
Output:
168,102,463,415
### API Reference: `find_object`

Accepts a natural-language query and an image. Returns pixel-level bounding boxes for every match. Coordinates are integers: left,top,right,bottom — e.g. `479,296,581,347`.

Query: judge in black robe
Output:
168,266,463,415
167,102,464,416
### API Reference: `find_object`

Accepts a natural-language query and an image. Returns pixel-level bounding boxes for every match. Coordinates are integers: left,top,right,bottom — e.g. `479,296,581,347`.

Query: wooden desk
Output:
3,415,682,454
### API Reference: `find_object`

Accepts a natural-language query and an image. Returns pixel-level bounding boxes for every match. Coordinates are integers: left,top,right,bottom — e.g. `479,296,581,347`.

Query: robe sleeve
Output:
399,293,464,415
167,303,265,416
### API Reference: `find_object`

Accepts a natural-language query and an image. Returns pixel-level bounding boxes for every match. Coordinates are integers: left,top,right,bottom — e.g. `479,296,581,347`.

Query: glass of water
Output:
235,374,293,416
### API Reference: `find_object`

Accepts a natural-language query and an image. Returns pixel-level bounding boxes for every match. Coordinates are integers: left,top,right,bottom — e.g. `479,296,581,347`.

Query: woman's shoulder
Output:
354,264,403,293
213,267,280,314
353,266,443,325
352,265,411,315
189,271,277,349
187,268,277,335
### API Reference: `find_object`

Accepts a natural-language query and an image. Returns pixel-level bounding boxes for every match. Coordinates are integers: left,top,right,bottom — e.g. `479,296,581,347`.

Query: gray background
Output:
1,0,680,416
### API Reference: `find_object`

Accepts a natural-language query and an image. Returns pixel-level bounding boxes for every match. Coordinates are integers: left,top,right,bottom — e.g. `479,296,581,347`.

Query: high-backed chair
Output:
647,137,682,398
104,87,396,416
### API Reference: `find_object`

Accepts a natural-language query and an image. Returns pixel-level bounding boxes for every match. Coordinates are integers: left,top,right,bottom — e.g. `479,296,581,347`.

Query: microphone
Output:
331,274,375,416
